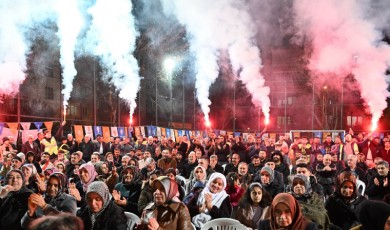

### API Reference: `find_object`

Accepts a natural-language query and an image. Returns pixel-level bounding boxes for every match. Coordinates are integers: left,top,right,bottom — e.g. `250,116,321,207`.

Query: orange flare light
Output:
63,106,66,121
205,120,211,128
129,117,133,126
265,117,270,125
371,122,377,132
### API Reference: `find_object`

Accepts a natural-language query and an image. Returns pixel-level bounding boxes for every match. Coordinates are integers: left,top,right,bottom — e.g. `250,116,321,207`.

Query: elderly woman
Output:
112,166,142,215
21,164,40,193
188,172,232,229
234,182,272,230
77,181,127,230
186,165,207,195
290,174,330,230
258,193,317,230
138,176,192,230
0,169,33,230
325,171,366,230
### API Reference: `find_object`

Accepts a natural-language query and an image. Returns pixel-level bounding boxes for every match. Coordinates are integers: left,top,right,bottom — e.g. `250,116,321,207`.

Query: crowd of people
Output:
1,122,390,230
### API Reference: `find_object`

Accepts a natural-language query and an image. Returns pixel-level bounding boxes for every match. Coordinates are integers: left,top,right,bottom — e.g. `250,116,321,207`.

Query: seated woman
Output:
186,165,207,195
21,164,40,193
138,176,192,230
0,169,33,230
69,162,98,207
188,172,232,229
77,181,127,230
258,193,318,230
112,166,142,216
290,174,330,229
234,182,272,230
325,171,366,230
138,170,163,213
355,200,390,230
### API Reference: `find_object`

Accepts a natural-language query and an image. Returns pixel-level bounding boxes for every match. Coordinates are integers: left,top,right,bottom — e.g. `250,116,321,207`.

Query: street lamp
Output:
164,57,176,126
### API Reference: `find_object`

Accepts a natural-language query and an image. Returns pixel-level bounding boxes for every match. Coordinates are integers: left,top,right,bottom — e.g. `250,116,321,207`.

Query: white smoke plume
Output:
54,0,84,114
86,0,141,123
161,0,270,126
0,1,60,98
294,0,390,130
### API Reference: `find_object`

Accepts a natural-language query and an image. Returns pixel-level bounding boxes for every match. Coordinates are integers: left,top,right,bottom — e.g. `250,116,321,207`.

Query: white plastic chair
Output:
176,175,187,187
124,212,141,230
356,179,366,196
200,218,247,230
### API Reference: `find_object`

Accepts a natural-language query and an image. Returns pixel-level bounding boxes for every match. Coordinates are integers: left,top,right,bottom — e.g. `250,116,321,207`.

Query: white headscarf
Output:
197,172,228,208
193,165,207,182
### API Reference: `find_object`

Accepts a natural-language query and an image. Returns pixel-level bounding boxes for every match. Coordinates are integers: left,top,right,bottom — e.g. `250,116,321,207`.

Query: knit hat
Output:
86,181,111,208
260,166,274,183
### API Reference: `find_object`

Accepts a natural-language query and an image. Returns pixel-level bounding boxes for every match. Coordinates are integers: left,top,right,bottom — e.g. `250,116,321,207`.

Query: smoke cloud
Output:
86,0,141,122
293,0,390,129
55,0,84,113
160,0,270,125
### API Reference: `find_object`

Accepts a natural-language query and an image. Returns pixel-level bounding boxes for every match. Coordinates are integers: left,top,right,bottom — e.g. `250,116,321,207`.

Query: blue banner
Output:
147,126,153,136
234,132,241,137
186,130,190,137
117,127,125,138
0,123,3,135
166,129,171,138
94,126,102,136
34,122,43,130
151,126,157,136
178,130,183,136
214,130,220,136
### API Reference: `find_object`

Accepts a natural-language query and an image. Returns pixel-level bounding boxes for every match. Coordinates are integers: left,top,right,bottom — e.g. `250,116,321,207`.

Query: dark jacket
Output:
138,182,154,213
366,173,390,200
114,182,142,216
138,202,192,230
77,200,127,230
0,187,33,230
79,140,95,162
258,219,318,230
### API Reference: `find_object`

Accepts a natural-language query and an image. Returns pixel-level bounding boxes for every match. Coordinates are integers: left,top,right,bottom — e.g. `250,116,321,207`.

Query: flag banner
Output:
94,126,102,137
85,126,94,139
220,130,226,136
102,126,110,143
186,130,190,137
0,123,4,135
322,132,330,142
161,128,166,137
152,126,157,136
188,130,193,137
243,133,249,140
332,132,339,141
118,127,125,138
146,126,152,136
314,132,322,141
34,122,43,131
128,126,134,133
111,127,118,137
140,126,146,137
178,130,183,136
134,127,140,136
166,129,171,138
292,132,301,138
172,129,176,142
7,123,19,130
234,132,241,137
195,131,200,137
269,133,276,140
157,127,162,138
261,133,269,139
20,122,31,131
44,121,53,132
214,130,220,136
0,128,18,143
21,129,39,143
74,125,84,143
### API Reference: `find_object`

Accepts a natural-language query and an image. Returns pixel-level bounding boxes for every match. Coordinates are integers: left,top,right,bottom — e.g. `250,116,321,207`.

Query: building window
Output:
347,116,363,127
277,116,293,125
69,105,78,116
45,87,54,100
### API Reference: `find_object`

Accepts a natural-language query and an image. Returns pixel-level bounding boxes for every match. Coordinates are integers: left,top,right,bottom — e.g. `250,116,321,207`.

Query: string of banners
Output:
0,122,385,144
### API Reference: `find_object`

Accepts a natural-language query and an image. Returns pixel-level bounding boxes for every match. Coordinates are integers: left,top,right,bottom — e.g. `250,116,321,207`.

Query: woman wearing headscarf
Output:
95,161,119,193
21,164,40,193
21,172,77,229
258,193,318,230
355,200,390,230
69,162,98,207
25,151,42,174
0,169,33,230
186,165,207,195
138,176,192,230
188,172,232,229
290,174,330,230
234,182,272,230
325,171,366,230
112,166,142,216
77,181,127,230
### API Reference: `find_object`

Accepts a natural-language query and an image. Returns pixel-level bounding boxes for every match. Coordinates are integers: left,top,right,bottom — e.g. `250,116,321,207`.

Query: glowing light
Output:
129,116,133,126
63,105,67,121
265,117,270,125
164,57,176,73
371,121,378,132
205,120,211,128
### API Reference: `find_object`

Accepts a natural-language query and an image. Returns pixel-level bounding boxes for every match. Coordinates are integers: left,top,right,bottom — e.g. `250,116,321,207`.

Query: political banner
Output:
74,125,84,143
110,127,118,137
20,122,31,131
94,126,102,137
85,126,94,139
102,126,110,143
118,127,125,138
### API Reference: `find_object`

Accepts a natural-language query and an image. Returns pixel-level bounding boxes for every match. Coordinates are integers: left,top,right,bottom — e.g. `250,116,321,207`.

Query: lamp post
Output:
164,57,176,126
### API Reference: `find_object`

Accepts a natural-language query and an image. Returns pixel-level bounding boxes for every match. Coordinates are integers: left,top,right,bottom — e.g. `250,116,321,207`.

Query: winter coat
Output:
77,200,127,230
137,202,192,230
0,187,33,230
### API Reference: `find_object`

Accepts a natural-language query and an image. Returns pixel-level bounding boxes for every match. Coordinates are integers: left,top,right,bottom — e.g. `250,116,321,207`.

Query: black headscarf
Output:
356,200,390,230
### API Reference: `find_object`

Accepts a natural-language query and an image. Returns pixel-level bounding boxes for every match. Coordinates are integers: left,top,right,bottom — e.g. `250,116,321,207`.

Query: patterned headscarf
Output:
152,176,180,204
86,181,111,227
79,163,98,192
